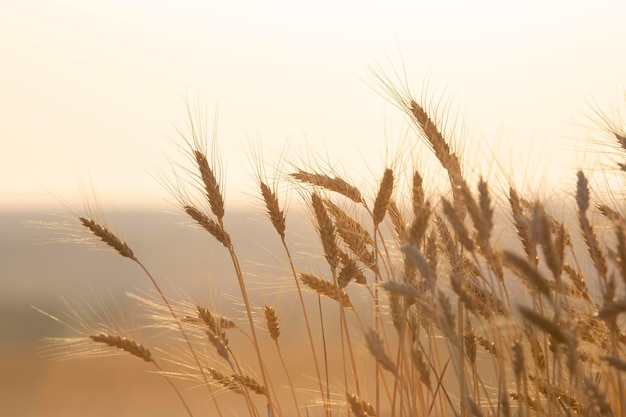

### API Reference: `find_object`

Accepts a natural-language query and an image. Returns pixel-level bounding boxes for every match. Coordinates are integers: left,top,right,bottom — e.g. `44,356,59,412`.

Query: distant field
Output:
1,209,318,416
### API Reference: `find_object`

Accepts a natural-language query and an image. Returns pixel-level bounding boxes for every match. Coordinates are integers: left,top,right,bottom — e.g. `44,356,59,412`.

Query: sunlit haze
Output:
2,1,625,209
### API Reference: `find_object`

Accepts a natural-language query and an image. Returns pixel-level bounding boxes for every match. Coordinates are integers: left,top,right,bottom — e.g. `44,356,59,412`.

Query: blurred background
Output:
2,1,626,415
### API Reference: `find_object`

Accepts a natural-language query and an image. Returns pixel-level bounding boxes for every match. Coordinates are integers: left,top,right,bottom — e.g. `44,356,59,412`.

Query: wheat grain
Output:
372,168,394,226
311,192,339,271
79,217,137,261
193,149,225,221
260,182,286,240
300,272,352,307
364,329,397,375
386,199,409,244
441,198,474,252
184,205,231,247
291,170,364,204
89,333,152,362
231,373,267,397
264,305,280,341
337,259,366,288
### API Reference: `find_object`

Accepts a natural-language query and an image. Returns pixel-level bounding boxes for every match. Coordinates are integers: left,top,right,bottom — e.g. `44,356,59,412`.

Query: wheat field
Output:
38,80,626,417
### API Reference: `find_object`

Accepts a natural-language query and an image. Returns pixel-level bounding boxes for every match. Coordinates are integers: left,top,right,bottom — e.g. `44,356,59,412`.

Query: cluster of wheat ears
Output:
41,79,626,417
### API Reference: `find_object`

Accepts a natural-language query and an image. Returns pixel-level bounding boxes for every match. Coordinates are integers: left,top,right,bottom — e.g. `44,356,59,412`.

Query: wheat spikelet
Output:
372,168,394,226
410,343,431,390
577,170,590,213
260,182,286,240
208,367,242,394
457,179,482,235
408,170,432,245
576,171,608,281
380,280,420,299
503,251,551,300
519,306,570,346
207,330,229,361
409,204,431,247
300,272,352,307
475,335,496,356
437,290,456,334
231,373,267,397
387,199,409,244
324,198,376,271
79,217,137,261
598,204,621,222
347,394,367,417
613,219,626,287
512,340,524,382
563,264,591,301
347,394,376,417
291,170,364,204
387,291,406,332
264,305,280,341
523,324,546,371
532,204,564,280
412,169,425,213
425,230,438,277
193,149,225,221
401,244,436,291
464,319,477,365
466,280,507,318
89,333,152,362
311,192,339,271
337,259,366,287
365,329,397,375
509,187,537,264
184,205,231,247
196,305,238,331
477,178,494,242
442,198,474,252
409,100,462,181
450,272,480,318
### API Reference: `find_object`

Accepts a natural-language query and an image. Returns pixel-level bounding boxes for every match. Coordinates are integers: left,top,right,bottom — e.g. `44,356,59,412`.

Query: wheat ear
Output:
79,217,137,261
291,170,364,204
193,149,225,222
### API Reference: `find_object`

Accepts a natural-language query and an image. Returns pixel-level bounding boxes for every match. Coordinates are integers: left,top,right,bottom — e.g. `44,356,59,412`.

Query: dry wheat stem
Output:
278,239,330,416
221,242,276,415
133,260,225,416
79,215,222,415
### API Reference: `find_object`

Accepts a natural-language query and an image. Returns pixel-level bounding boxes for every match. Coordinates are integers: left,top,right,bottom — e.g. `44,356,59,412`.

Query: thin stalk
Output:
224,244,276,415
281,240,331,417
135,260,224,417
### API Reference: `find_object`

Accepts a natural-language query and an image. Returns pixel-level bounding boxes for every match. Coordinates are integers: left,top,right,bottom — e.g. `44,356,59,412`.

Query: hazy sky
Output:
2,1,625,209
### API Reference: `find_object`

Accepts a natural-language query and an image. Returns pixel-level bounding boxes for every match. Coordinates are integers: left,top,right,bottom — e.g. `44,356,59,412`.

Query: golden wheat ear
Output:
89,333,152,362
79,217,137,261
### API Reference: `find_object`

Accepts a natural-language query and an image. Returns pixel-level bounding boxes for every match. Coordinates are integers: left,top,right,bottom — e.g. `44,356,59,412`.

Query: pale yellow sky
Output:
1,1,625,209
